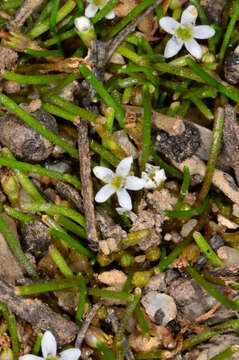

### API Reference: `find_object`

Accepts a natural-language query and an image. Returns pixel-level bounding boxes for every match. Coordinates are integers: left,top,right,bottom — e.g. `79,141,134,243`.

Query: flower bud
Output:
74,16,96,48
202,52,216,64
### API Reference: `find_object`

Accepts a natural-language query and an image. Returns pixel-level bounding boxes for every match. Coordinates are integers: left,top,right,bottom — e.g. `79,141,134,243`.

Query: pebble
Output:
217,246,239,268
141,291,177,326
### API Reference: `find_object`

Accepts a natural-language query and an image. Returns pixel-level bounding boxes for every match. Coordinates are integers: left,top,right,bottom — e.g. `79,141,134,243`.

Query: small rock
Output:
21,220,51,254
217,246,239,267
145,274,167,292
225,45,239,85
217,214,238,229
98,269,127,288
0,109,57,162
141,291,177,326
113,130,138,159
180,219,198,237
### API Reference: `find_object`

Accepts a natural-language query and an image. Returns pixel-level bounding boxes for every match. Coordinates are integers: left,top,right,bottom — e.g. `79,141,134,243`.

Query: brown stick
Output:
106,0,163,62
78,119,99,251
6,0,45,31
0,279,78,346
75,300,103,348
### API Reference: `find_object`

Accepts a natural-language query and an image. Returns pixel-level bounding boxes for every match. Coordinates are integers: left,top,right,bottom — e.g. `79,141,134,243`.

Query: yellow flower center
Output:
176,24,193,41
93,0,106,6
111,175,125,191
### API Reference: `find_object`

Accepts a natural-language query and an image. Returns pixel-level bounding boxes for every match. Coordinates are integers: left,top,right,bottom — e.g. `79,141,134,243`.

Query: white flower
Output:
141,163,166,189
159,5,215,59
93,156,145,210
85,0,115,19
19,331,81,360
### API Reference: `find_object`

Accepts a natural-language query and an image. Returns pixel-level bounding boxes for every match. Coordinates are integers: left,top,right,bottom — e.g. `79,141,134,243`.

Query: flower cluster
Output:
159,5,215,59
85,0,115,19
93,157,166,214
19,331,81,360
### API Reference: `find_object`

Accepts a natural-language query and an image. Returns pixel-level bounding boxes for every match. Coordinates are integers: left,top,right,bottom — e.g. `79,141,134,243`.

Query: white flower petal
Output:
41,331,57,358
164,37,183,58
19,356,43,360
194,25,215,39
159,17,179,34
75,16,91,32
95,184,115,202
93,166,113,182
116,207,129,215
85,3,98,18
60,348,81,360
181,5,198,25
125,176,145,190
105,9,115,19
117,189,132,210
116,156,133,176
185,38,202,59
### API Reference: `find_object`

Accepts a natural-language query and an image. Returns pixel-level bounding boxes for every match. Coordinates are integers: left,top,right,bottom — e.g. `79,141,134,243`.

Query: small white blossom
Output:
141,163,166,189
159,5,215,59
85,0,115,19
93,156,145,210
19,331,81,360
74,16,96,47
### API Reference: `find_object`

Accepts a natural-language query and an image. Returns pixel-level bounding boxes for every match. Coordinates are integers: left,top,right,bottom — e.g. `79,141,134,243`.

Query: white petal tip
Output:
74,16,91,32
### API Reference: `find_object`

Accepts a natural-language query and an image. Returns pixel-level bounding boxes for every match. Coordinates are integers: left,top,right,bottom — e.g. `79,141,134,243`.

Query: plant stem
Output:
141,85,152,171
0,94,78,158
0,302,19,359
193,231,224,267
120,230,149,250
196,107,224,206
23,202,86,228
16,278,81,295
105,0,158,39
49,245,74,278
113,288,141,360
4,206,34,224
27,0,76,39
174,166,190,211
219,0,239,66
75,272,86,325
210,346,239,360
164,196,209,219
0,215,39,280
49,228,93,258
79,64,125,127
2,71,66,85
186,266,239,310
0,156,81,190
87,288,132,301
186,58,239,103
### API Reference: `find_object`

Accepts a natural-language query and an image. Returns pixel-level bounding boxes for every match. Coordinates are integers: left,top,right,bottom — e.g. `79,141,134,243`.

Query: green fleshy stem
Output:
49,245,74,278
0,215,39,280
174,166,190,211
186,58,239,103
88,288,133,301
75,272,86,325
186,266,239,310
27,0,76,39
193,231,224,267
2,70,67,85
105,0,160,39
0,156,81,190
78,64,125,128
49,228,93,258
164,195,209,219
23,202,86,228
141,84,152,171
196,107,224,206
15,278,82,295
0,302,19,358
219,0,239,66
210,346,239,360
0,94,78,159
4,206,34,224
113,288,141,360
